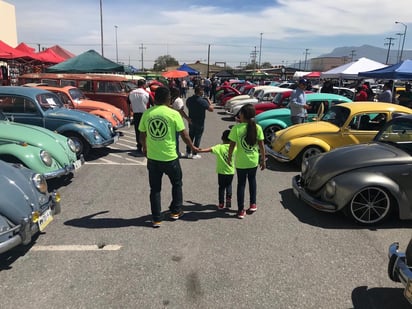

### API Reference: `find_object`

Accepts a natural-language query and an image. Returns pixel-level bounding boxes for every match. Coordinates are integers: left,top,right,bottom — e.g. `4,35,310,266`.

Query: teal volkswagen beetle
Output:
256,93,353,143
0,112,82,179
0,86,120,157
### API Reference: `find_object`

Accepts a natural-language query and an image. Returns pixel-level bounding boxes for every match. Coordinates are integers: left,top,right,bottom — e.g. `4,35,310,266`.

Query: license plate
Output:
405,279,412,304
38,208,53,232
73,159,82,170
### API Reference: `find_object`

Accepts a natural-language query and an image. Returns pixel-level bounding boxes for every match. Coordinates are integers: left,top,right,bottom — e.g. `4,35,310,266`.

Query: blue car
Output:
0,86,120,157
0,160,60,254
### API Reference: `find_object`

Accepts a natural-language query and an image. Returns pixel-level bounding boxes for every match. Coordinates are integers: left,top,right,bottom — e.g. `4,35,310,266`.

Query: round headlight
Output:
67,138,78,153
325,180,336,198
93,129,102,140
40,150,52,167
285,142,291,153
32,173,48,193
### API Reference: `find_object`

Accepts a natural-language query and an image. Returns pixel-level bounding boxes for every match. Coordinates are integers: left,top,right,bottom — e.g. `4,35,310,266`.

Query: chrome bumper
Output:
43,156,84,180
264,144,291,162
292,175,338,212
388,242,412,284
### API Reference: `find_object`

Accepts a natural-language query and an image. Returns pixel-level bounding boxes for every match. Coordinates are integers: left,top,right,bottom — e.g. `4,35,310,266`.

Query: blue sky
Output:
5,0,412,69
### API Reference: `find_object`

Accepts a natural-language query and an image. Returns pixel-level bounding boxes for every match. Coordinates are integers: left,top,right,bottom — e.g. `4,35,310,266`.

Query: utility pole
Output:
384,37,395,64
100,0,104,56
349,50,356,62
396,32,404,62
207,44,211,78
139,43,146,71
303,49,310,71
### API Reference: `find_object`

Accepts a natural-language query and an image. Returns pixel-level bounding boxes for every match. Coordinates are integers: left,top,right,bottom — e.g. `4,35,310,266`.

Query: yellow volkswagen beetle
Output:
266,102,412,166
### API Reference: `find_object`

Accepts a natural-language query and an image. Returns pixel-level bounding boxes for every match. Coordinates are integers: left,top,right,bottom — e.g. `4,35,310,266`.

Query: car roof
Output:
336,102,412,113
0,86,51,97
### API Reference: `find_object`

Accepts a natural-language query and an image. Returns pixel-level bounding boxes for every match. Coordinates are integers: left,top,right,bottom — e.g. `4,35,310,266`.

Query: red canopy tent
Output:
0,40,34,60
36,48,66,64
304,71,321,78
48,45,75,60
15,42,43,61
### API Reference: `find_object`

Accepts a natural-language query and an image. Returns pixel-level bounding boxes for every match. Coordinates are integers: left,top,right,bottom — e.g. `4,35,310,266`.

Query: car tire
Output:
295,145,322,167
263,125,282,144
347,186,393,225
66,132,90,159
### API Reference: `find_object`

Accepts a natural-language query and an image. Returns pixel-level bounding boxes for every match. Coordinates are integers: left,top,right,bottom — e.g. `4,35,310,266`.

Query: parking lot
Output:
1,106,412,309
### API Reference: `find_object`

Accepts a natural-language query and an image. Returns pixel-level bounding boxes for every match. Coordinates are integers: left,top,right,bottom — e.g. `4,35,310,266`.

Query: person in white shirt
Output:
129,79,149,153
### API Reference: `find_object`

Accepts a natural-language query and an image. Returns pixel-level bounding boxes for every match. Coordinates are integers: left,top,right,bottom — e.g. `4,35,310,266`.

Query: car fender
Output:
89,110,117,127
54,122,95,143
332,171,406,217
0,143,54,173
258,118,288,131
288,137,331,160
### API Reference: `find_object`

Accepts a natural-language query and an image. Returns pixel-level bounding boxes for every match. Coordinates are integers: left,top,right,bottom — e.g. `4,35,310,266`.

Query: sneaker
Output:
152,221,161,228
248,204,257,212
187,153,193,159
237,209,246,219
225,198,232,209
217,203,225,210
170,211,184,220
191,154,202,159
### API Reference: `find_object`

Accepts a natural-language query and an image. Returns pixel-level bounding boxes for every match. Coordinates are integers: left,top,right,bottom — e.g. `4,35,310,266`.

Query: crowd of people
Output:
129,80,266,228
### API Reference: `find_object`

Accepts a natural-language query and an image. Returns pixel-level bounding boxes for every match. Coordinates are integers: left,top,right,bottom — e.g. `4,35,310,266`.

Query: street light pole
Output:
114,25,118,63
395,21,407,62
258,32,263,69
396,32,403,62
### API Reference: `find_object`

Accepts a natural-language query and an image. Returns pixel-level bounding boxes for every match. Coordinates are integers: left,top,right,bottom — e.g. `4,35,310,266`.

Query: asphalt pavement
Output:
1,97,412,309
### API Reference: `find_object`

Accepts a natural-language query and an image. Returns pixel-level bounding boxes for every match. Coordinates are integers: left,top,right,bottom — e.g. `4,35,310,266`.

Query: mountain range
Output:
320,44,411,65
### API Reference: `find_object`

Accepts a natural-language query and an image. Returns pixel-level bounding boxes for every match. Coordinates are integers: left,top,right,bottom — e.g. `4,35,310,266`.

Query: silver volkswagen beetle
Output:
292,114,412,225
0,160,60,254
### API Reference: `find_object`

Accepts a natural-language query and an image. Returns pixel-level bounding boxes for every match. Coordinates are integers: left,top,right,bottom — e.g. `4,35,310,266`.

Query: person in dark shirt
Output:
185,86,214,159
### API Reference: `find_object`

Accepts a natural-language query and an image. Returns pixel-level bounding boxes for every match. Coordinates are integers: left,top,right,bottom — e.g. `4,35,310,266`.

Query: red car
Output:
254,90,312,115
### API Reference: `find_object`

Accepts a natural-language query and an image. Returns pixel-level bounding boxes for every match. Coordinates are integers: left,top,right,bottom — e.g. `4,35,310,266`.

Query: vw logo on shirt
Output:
240,134,255,153
148,117,168,139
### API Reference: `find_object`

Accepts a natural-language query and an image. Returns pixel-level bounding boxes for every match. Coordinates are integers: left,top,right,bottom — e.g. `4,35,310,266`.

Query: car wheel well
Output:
295,145,323,167
263,124,283,144
64,131,90,159
0,154,25,166
346,185,397,226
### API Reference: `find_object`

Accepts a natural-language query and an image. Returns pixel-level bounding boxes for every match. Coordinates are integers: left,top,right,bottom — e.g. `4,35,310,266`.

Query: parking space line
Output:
32,245,122,251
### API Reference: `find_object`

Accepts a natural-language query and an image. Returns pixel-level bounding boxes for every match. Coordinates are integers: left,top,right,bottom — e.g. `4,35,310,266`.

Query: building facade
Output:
0,1,18,47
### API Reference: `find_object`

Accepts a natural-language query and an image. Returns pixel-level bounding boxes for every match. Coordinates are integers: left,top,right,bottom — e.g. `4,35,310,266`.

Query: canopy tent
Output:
304,71,321,78
46,49,124,73
321,57,387,79
177,63,199,75
0,40,34,60
36,48,66,64
48,45,75,60
293,71,311,79
358,59,412,80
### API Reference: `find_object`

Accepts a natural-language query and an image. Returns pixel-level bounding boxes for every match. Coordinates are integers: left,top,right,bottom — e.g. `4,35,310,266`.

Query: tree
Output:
153,55,179,71
261,62,272,69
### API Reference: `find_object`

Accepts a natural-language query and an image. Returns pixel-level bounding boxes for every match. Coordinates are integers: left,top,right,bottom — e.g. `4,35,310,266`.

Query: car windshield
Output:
68,88,87,101
37,93,64,110
272,92,283,104
375,118,412,155
321,105,350,127
0,111,6,121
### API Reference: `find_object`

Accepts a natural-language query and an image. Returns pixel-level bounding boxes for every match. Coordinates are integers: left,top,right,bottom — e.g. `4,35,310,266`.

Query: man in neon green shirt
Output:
139,86,198,228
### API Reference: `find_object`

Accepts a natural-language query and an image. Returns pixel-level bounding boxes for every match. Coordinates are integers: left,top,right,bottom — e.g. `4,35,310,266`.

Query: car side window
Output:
350,113,387,131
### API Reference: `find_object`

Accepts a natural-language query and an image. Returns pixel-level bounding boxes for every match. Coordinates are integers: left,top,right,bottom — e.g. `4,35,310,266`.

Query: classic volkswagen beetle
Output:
388,239,412,305
292,114,412,225
257,93,352,144
0,111,82,179
0,160,61,254
266,102,412,166
0,86,120,157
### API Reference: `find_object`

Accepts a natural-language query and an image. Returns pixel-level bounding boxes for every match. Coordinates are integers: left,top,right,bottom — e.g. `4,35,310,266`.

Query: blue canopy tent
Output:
358,59,412,80
177,63,199,75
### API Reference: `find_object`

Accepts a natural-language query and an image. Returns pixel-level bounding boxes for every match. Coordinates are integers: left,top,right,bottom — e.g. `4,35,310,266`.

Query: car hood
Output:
304,142,410,189
0,120,77,163
0,162,41,223
76,99,119,114
276,121,338,142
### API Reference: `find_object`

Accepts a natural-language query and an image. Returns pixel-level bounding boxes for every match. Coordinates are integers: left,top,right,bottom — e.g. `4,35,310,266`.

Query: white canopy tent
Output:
321,57,387,80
